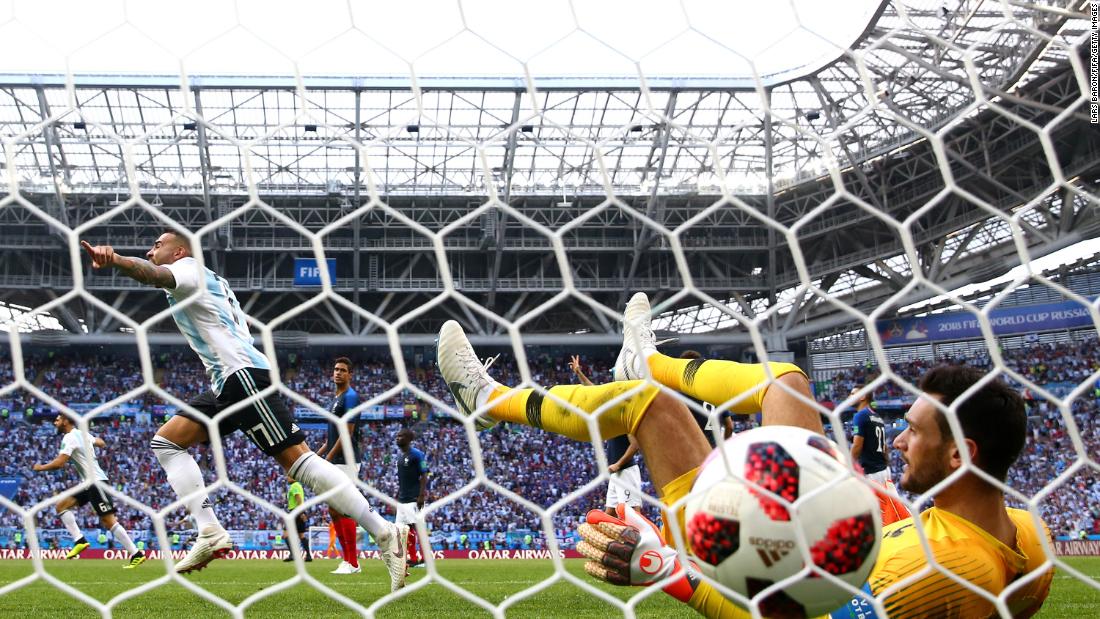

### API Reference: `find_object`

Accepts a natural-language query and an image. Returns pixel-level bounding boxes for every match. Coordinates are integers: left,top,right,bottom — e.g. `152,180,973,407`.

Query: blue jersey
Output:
691,397,731,447
325,388,361,464
397,447,428,503
606,435,636,468
852,406,887,473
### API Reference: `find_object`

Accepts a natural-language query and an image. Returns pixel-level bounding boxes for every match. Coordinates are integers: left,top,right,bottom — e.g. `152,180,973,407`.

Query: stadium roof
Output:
0,1,1084,197
0,0,1097,343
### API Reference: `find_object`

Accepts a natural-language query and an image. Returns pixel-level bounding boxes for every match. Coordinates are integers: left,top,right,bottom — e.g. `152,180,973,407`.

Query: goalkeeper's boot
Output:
66,538,91,559
613,292,658,381
437,320,500,431
123,550,146,569
175,524,233,574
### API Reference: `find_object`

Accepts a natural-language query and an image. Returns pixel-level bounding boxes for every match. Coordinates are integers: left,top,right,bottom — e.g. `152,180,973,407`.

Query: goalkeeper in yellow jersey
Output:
437,292,1052,618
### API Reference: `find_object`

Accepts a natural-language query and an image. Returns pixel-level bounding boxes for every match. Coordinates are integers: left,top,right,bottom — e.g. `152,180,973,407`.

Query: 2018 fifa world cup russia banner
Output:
877,299,1096,346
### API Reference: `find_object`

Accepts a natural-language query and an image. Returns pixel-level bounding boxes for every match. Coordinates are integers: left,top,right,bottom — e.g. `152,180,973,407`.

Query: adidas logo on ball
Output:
749,537,795,568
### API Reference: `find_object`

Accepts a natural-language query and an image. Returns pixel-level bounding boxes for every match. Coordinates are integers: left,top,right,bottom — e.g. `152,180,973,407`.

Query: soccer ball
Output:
684,425,882,618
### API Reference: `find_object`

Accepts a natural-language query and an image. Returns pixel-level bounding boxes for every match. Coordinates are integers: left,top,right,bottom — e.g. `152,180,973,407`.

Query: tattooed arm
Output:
80,241,177,289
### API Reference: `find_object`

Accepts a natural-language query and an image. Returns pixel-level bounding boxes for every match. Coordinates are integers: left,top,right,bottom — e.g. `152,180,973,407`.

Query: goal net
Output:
0,0,1098,616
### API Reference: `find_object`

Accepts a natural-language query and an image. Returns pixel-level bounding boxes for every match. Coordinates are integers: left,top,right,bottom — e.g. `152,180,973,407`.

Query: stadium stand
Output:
2,336,1097,549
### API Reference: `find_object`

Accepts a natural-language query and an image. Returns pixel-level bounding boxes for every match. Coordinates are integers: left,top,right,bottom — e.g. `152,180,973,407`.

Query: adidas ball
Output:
684,425,882,618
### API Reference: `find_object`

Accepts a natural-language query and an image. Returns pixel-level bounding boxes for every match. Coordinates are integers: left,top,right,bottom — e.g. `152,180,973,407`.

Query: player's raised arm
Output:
81,240,177,288
569,355,594,386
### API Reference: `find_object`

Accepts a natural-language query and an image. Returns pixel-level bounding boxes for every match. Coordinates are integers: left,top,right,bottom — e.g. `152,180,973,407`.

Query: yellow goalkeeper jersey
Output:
869,506,1053,619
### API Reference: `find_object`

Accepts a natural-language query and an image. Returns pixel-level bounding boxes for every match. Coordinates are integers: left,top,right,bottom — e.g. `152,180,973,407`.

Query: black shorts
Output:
182,368,305,457
74,483,115,516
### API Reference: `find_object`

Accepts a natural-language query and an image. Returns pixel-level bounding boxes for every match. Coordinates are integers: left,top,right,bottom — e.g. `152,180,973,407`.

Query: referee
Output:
283,475,312,562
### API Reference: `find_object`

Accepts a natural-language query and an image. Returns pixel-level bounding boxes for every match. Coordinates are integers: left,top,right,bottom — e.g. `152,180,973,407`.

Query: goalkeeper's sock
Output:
646,353,805,414
687,580,752,619
484,381,660,442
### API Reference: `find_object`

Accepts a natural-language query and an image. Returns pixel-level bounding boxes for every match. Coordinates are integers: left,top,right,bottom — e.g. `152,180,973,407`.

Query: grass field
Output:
0,557,1095,617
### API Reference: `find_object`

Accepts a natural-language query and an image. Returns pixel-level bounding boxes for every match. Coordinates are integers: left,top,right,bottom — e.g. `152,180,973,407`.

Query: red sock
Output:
340,518,359,568
333,518,351,564
406,527,419,564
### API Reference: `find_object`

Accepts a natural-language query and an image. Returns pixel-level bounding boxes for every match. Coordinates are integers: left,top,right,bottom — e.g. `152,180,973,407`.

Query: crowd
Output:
1,337,1096,542
0,349,637,540
818,338,1100,539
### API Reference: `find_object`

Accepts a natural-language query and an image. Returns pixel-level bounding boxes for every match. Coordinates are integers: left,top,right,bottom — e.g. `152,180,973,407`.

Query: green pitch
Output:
0,557,1095,617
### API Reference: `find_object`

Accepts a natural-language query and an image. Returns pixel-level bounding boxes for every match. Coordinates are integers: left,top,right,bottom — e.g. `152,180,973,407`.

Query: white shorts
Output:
395,501,419,526
336,462,361,482
604,464,643,508
864,468,892,484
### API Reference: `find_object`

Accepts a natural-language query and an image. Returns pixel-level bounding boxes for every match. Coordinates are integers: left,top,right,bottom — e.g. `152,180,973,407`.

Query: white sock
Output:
151,436,220,531
288,452,390,539
59,511,83,541
110,522,138,554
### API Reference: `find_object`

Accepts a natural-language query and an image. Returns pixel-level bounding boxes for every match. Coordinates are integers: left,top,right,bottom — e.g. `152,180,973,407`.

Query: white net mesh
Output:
1,0,1099,616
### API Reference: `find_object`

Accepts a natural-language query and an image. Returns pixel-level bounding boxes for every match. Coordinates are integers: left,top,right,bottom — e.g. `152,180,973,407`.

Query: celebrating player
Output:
395,428,429,568
849,388,890,484
32,414,145,569
81,233,408,590
438,292,1053,617
315,357,366,575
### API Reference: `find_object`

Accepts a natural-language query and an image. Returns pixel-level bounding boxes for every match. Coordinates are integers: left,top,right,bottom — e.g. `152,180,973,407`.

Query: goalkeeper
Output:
438,293,1052,618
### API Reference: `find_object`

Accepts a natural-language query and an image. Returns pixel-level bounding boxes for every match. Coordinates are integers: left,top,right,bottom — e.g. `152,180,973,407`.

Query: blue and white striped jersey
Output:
60,430,108,482
163,257,270,394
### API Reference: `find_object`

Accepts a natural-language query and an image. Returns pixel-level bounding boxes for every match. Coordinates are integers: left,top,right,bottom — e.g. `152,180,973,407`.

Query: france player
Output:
850,388,890,483
316,357,365,574
395,428,428,567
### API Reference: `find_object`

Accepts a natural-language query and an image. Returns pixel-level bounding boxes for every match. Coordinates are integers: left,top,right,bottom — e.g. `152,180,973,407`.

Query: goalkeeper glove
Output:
577,503,699,603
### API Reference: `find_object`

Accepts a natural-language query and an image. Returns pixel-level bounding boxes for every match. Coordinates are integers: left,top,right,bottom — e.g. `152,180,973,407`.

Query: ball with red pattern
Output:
684,426,882,617
746,577,808,619
688,511,741,566
744,442,800,521
810,513,877,576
